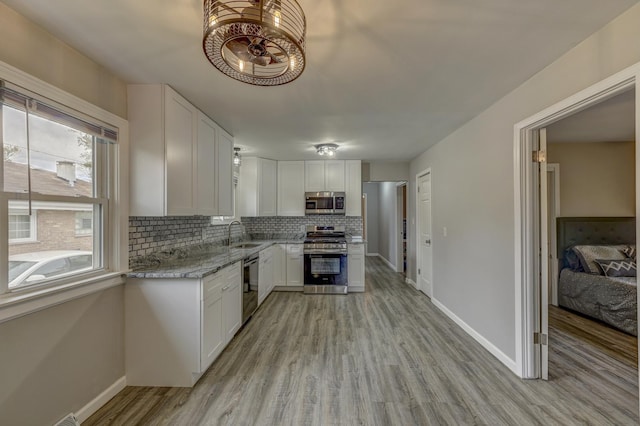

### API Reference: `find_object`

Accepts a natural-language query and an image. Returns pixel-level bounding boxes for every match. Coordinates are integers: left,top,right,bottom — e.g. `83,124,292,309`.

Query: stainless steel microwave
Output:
305,192,346,215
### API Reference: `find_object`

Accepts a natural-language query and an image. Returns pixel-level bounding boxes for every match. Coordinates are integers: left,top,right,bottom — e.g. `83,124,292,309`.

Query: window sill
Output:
0,271,126,324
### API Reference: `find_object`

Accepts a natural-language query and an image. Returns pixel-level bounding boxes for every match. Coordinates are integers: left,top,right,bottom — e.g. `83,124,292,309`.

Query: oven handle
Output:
304,249,348,255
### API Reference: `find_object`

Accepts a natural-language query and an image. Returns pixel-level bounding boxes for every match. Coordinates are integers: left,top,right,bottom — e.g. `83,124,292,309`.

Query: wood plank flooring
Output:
549,304,638,368
86,257,639,425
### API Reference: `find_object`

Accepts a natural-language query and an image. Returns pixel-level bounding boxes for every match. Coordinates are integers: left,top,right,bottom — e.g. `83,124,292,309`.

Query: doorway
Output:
514,64,640,381
362,181,408,274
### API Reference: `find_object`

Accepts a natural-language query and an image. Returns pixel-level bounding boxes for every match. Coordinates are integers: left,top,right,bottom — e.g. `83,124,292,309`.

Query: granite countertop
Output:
128,234,305,279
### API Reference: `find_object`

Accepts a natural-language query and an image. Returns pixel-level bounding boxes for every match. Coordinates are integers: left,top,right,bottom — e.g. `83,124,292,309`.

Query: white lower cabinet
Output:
258,247,274,305
222,262,242,345
273,244,286,287
286,244,303,286
348,244,365,292
126,261,242,387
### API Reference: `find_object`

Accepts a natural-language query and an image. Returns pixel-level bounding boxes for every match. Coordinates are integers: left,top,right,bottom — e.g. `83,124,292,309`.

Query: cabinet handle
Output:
222,285,230,291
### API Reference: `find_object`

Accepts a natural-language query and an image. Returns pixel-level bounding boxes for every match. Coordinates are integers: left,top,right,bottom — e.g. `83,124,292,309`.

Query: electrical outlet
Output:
443,227,448,237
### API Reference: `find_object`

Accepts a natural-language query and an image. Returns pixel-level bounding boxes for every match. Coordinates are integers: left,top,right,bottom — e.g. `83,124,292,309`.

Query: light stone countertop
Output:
128,235,305,280
128,233,364,280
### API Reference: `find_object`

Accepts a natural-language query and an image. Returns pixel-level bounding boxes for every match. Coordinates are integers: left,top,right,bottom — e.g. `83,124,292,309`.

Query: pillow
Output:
595,258,637,277
572,245,628,274
622,245,637,260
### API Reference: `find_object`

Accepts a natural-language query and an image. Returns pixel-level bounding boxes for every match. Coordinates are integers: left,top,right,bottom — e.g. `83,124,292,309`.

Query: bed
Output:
556,217,637,336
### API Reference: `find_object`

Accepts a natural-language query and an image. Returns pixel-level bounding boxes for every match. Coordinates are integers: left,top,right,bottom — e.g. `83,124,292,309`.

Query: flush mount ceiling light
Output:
233,147,242,166
316,143,338,157
203,0,306,86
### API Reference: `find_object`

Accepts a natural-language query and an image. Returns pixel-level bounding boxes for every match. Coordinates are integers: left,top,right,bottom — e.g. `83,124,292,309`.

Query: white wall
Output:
363,183,380,254
407,3,640,363
0,3,127,424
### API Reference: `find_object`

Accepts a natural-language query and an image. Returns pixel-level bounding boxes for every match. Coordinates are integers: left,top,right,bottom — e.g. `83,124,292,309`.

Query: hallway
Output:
87,257,638,425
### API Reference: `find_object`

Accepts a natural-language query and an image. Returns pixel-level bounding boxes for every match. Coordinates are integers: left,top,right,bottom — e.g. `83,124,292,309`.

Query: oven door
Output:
304,252,347,286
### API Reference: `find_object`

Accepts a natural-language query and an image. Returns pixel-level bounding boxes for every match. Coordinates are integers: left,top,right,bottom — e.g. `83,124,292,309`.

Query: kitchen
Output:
123,84,368,387
2,0,640,424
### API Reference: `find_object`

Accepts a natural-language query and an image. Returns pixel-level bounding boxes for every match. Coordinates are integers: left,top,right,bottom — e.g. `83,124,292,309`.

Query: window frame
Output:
8,209,37,243
0,61,128,322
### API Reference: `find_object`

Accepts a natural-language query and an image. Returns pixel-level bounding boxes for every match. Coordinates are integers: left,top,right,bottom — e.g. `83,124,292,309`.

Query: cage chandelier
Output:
203,0,306,86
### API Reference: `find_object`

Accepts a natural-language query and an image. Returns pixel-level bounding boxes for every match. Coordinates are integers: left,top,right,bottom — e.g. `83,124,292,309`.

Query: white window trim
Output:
0,60,129,319
8,210,37,243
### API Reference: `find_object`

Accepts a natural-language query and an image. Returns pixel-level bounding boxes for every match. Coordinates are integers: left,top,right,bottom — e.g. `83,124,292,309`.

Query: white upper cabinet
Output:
325,160,345,192
217,129,234,217
237,157,277,217
304,160,345,192
345,160,362,216
304,160,325,192
277,161,305,216
128,84,234,217
196,112,217,216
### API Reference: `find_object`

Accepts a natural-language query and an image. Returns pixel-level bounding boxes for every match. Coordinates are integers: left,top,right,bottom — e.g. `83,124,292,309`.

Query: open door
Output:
538,128,549,380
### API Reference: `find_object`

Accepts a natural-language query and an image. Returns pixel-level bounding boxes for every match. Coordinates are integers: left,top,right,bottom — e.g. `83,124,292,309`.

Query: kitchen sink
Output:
231,243,262,249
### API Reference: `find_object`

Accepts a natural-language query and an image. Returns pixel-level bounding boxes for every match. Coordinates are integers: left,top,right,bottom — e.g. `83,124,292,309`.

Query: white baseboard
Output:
431,299,518,375
405,278,416,288
377,255,396,271
76,376,126,423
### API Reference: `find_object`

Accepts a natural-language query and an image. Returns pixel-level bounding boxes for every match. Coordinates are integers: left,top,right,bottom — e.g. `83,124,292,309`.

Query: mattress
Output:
558,268,637,336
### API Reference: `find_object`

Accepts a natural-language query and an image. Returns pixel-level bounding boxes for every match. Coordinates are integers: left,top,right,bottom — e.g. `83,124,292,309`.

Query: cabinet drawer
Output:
348,244,365,255
203,273,224,301
287,244,303,255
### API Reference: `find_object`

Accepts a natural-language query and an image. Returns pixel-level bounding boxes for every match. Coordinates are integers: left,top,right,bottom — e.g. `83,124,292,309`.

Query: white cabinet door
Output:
217,129,234,216
277,161,305,216
348,244,365,291
273,244,286,286
222,263,242,345
258,248,274,304
165,86,198,216
201,277,224,372
345,160,362,216
286,244,303,286
196,112,217,215
325,160,345,192
258,159,277,216
305,160,325,192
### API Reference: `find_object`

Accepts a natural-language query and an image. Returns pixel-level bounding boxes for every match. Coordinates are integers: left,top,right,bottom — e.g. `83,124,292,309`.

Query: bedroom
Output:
545,88,637,394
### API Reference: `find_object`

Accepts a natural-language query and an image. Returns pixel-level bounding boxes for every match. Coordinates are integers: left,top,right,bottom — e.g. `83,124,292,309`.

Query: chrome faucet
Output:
227,220,243,247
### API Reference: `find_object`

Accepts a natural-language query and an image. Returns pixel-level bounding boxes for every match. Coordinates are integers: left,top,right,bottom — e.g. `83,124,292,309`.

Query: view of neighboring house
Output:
4,160,93,255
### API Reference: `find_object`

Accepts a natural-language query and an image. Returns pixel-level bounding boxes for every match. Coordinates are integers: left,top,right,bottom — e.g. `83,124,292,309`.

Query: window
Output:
8,209,36,242
0,81,118,292
75,211,93,236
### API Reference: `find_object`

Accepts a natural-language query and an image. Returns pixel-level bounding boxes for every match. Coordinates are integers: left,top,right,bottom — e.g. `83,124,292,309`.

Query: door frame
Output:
396,182,407,273
514,63,639,379
547,163,561,307
416,168,433,297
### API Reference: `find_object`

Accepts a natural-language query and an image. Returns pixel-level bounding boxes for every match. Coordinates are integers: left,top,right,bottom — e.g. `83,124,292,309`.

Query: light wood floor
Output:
86,257,639,425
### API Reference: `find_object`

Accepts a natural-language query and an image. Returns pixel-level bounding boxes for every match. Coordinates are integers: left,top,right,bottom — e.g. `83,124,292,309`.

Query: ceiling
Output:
547,89,636,143
2,0,638,161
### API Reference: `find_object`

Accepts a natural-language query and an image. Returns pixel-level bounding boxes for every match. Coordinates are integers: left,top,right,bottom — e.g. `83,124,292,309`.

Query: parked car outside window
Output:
8,250,93,289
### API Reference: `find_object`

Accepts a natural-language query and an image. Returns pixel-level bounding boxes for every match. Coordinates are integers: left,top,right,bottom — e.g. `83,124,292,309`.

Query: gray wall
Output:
0,3,128,425
379,182,398,267
363,183,380,254
407,3,640,362
548,141,635,217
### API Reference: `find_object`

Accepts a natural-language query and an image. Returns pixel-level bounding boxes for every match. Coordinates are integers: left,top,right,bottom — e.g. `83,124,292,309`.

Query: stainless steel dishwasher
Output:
242,253,259,324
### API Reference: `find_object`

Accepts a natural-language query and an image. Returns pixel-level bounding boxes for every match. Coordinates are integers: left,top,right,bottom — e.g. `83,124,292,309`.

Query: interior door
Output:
539,128,549,380
418,172,433,297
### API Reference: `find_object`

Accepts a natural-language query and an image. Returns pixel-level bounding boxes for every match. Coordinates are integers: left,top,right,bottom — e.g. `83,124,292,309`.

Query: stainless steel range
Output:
303,225,348,294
